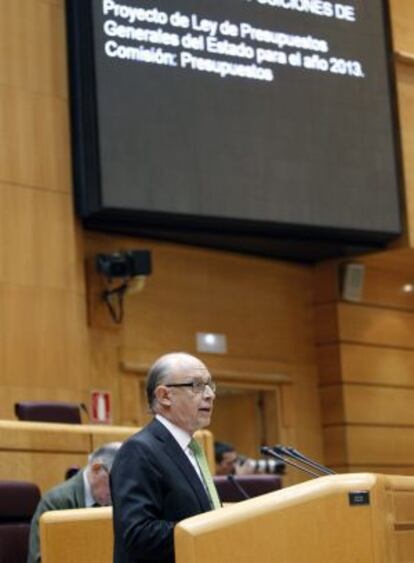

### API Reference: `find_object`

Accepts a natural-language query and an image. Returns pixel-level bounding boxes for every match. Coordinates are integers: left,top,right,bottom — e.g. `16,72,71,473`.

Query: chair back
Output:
213,474,282,502
14,401,82,424
0,480,40,563
65,466,81,480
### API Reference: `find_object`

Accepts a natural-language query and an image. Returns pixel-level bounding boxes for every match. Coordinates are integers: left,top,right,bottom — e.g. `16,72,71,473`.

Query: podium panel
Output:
176,473,414,563
39,473,414,563
40,507,113,563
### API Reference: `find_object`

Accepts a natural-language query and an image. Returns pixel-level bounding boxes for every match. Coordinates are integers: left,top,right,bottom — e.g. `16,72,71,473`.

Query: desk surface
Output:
0,420,214,491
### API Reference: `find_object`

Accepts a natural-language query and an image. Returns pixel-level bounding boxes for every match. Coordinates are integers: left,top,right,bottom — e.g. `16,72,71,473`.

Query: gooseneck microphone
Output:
261,446,321,478
276,445,335,476
80,402,90,422
227,474,250,500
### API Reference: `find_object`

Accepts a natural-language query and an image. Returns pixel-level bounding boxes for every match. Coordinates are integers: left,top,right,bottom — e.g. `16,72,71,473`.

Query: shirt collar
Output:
82,469,95,507
156,414,192,450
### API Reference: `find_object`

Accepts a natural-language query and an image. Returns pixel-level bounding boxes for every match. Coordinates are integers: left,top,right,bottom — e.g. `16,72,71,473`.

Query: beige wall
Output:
1,0,413,485
0,0,324,484
315,251,414,474
312,0,414,475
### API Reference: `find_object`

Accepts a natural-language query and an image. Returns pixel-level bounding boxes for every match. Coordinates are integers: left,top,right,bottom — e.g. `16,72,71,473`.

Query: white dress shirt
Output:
82,469,96,507
155,414,204,483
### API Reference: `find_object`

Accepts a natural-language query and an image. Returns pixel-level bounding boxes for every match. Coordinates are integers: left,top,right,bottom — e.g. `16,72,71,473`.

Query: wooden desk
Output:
0,420,214,491
40,474,414,563
176,473,414,563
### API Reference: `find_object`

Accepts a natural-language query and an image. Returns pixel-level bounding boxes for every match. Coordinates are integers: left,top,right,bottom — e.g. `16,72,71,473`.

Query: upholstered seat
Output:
14,401,82,424
0,480,40,563
213,474,282,502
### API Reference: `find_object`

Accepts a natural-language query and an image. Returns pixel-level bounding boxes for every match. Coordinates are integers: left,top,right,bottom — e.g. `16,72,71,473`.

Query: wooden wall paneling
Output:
0,0,67,97
320,385,345,426
0,451,88,492
0,421,141,491
112,241,315,362
0,87,70,191
209,391,260,458
317,345,342,385
262,389,282,446
314,304,339,344
346,426,414,466
313,261,339,305
0,184,82,290
342,384,414,425
323,426,348,466
390,0,414,55
337,303,414,348
360,266,414,310
88,425,140,450
314,256,414,310
340,344,414,386
290,365,323,459
321,381,414,426
316,258,414,473
120,347,294,383
87,331,124,424
119,374,143,427
0,420,90,491
0,286,89,417
0,420,90,451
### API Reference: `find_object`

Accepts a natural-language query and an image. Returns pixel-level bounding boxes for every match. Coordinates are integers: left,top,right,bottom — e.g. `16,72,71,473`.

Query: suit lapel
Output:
149,419,212,512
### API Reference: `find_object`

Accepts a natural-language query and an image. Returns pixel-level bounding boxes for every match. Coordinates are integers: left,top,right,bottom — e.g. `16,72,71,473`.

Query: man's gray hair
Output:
146,355,174,412
88,442,122,471
146,352,200,412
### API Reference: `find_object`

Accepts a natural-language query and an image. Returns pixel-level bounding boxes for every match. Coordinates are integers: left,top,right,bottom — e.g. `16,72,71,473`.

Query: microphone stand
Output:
280,446,335,475
227,474,250,500
261,447,321,478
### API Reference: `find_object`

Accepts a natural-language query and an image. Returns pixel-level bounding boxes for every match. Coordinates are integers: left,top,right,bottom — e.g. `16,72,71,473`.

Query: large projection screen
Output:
67,0,402,260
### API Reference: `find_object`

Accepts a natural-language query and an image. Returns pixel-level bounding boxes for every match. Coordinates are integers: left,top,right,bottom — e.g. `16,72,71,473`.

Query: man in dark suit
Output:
27,442,121,563
110,352,220,563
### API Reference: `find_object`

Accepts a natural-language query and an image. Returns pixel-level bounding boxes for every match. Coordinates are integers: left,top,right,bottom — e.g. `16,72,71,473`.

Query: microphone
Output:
227,474,250,501
80,402,90,422
261,446,321,478
279,446,335,475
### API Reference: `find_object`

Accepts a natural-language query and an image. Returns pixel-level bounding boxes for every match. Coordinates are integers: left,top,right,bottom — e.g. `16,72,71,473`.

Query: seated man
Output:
27,441,121,563
214,441,238,475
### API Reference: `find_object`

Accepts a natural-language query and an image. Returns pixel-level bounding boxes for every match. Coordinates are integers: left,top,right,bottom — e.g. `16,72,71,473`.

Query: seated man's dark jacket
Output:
27,469,85,563
110,418,213,563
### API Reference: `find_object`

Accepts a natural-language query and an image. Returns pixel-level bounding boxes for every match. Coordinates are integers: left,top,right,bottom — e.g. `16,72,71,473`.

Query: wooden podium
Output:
40,473,414,563
175,473,414,563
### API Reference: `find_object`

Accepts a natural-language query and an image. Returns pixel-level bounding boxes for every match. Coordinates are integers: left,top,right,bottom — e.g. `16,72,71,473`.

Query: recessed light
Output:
402,284,414,293
196,332,227,354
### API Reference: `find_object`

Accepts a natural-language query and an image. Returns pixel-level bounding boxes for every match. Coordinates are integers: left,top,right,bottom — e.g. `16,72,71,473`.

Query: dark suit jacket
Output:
110,418,212,563
27,470,85,563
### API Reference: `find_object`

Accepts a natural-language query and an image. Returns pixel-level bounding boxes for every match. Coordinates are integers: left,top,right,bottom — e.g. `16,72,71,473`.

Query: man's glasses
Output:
165,380,216,394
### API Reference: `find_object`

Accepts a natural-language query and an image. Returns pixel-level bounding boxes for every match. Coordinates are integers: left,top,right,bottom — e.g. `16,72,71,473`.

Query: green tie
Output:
189,438,221,509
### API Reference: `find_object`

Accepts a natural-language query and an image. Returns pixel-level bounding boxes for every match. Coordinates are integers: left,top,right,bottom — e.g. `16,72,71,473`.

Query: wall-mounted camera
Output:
96,250,152,279
95,250,152,324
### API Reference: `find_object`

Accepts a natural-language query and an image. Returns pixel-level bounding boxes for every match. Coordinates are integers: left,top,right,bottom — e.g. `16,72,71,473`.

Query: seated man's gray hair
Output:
88,442,122,471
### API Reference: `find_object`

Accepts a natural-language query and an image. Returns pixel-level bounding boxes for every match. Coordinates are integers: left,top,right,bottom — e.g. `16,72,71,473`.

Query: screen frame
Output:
65,0,404,262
